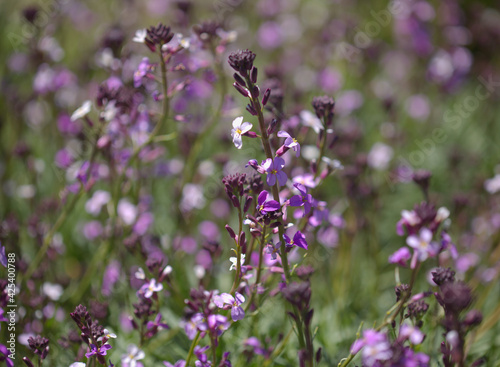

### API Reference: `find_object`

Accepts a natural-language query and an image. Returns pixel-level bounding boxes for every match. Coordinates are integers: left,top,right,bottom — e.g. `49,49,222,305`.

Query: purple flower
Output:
256,190,280,215
277,131,300,157
138,278,163,298
214,292,246,321
146,313,169,332
350,329,392,367
164,361,186,367
262,157,287,186
85,343,112,359
0,344,13,367
0,244,7,268
134,57,154,88
406,228,439,262
399,324,425,345
265,241,281,260
207,314,230,336
283,230,308,250
122,344,145,367
388,247,412,267
183,313,206,340
289,183,313,216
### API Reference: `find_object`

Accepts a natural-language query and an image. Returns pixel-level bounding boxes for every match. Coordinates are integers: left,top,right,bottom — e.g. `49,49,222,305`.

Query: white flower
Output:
42,282,63,301
367,143,394,170
70,100,92,121
230,117,252,149
132,29,147,43
122,344,145,367
135,267,145,280
97,328,117,342
299,110,323,133
436,207,450,222
229,253,246,271
406,228,438,261
69,363,86,367
485,174,500,194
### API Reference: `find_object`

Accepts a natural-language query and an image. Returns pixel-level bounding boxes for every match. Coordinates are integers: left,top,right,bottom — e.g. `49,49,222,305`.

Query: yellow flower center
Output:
236,128,242,134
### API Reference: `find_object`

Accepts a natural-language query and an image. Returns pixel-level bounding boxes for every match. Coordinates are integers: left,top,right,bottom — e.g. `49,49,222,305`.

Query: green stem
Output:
185,330,201,367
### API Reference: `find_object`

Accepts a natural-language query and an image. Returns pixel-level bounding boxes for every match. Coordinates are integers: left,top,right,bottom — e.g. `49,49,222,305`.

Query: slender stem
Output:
185,330,201,367
230,205,244,294
313,123,328,181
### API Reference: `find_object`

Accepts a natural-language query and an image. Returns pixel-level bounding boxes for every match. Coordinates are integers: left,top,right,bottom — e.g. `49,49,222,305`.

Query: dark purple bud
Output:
267,118,278,136
246,103,258,116
270,221,281,228
225,225,236,239
262,88,271,106
243,196,253,213
233,82,249,97
304,309,314,325
23,357,35,367
242,131,258,139
251,85,260,98
233,73,246,87
464,309,483,327
228,49,256,77
432,267,455,286
231,195,240,208
251,66,258,84
275,145,288,157
239,231,246,248
315,348,322,364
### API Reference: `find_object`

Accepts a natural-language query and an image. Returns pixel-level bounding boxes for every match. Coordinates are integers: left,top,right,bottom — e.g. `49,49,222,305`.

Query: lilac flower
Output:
289,183,313,216
230,117,252,149
85,343,112,358
277,131,300,157
0,344,14,367
183,313,206,340
122,344,145,367
134,57,154,88
350,329,392,367
406,228,439,261
69,363,86,367
388,247,412,267
207,314,230,336
139,279,163,298
85,190,111,216
214,292,246,321
262,157,287,186
0,244,7,268
292,173,317,189
163,361,186,367
256,190,280,214
396,209,421,236
283,230,308,250
265,241,281,260
399,324,425,345
146,313,169,332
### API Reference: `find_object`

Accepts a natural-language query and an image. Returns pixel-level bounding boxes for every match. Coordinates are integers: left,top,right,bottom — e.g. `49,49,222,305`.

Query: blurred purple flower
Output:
389,247,412,267
85,343,111,358
257,21,284,50
406,228,439,261
277,131,300,157
289,183,313,216
139,279,163,298
350,329,392,367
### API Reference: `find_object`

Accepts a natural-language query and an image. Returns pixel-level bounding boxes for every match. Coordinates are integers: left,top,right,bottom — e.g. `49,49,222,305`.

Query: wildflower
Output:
299,110,323,133
133,57,154,88
311,95,335,122
485,173,500,194
406,228,439,261
69,363,86,367
163,361,186,367
277,131,300,157
85,343,112,359
289,183,313,216
388,247,411,267
350,329,392,367
229,253,245,271
132,29,147,43
70,100,92,121
256,190,280,214
228,49,256,77
265,241,281,260
146,313,169,332
396,209,421,236
230,117,252,149
28,336,50,359
0,344,13,367
262,157,287,186
207,314,230,336
122,344,145,367
367,143,393,170
139,279,163,298
399,324,425,345
145,23,174,52
283,230,308,250
214,292,246,321
183,313,206,340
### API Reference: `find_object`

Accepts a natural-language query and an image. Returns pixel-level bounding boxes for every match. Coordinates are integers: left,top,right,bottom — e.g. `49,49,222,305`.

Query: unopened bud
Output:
225,224,236,239
262,88,271,106
250,66,258,84
233,73,246,87
233,82,250,97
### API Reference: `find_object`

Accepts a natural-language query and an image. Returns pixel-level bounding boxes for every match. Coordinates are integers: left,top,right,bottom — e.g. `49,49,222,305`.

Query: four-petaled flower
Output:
256,190,280,215
289,183,313,217
214,292,246,321
406,228,438,262
265,241,281,260
122,344,145,367
350,329,393,367
139,278,163,298
277,131,301,157
229,253,245,271
283,230,308,250
231,117,253,149
86,343,112,359
262,157,287,186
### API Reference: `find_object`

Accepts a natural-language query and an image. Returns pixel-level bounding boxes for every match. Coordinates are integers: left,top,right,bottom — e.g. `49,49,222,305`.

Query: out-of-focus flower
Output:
132,29,147,43
122,344,145,367
485,174,500,194
283,230,308,250
389,247,412,267
406,227,439,261
367,143,393,170
85,343,112,358
229,253,245,271
289,183,313,216
277,131,300,157
139,279,163,298
350,329,392,367
71,100,92,121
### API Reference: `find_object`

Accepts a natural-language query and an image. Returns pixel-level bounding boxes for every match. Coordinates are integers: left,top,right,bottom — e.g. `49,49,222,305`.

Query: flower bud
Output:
262,88,271,106
251,66,258,84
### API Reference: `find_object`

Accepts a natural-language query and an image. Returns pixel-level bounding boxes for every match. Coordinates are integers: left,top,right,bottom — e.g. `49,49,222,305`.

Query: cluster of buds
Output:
145,23,174,52
22,336,49,367
396,201,449,237
312,96,335,127
229,49,272,116
432,267,483,367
